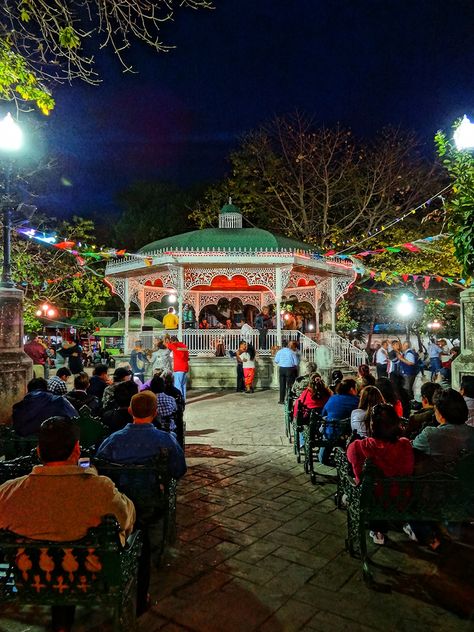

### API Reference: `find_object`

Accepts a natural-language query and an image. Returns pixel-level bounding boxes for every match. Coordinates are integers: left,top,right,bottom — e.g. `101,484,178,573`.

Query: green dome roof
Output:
139,227,312,253
220,202,241,214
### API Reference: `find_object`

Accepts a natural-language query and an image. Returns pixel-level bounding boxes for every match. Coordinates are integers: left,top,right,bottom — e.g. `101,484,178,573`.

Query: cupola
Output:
219,198,243,229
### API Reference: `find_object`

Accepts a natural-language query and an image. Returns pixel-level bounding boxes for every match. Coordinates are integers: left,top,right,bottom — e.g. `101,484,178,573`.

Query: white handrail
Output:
320,331,367,371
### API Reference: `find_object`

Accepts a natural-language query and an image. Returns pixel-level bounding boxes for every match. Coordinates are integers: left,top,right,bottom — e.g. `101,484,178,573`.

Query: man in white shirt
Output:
375,340,389,379
240,320,254,343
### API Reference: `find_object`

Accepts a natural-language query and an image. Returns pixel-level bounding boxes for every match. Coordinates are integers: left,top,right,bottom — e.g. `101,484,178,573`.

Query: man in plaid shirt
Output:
47,368,72,396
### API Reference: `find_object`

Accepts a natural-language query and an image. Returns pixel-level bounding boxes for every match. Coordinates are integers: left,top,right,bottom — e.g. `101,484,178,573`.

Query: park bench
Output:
0,515,142,631
0,425,37,460
93,452,177,557
334,447,474,584
302,417,351,484
75,406,109,450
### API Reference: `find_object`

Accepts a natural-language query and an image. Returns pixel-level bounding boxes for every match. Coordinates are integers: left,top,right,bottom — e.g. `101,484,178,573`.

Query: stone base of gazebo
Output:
188,356,277,390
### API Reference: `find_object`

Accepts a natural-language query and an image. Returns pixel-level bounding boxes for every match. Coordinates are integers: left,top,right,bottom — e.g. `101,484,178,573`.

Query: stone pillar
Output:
0,287,33,423
451,287,474,389
275,267,283,347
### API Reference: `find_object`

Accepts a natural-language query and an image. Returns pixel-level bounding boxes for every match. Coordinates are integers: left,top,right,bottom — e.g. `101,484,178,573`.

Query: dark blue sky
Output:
31,0,474,216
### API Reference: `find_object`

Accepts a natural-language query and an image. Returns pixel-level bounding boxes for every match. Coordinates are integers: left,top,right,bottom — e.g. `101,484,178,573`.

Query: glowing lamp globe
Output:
308,323,314,331
35,310,42,317
41,303,49,312
396,294,414,318
454,115,474,150
168,294,176,304
47,308,56,318
0,113,23,152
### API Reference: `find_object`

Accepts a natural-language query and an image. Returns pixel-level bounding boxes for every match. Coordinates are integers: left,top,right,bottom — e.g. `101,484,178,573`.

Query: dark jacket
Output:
87,375,108,400
12,391,78,437
101,408,133,434
66,390,100,414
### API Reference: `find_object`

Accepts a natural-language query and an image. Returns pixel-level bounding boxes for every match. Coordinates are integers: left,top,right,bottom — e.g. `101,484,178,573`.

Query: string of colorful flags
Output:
356,286,460,308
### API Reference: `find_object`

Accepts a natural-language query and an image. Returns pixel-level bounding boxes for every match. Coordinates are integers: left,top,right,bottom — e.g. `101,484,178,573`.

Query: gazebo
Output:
104,202,364,377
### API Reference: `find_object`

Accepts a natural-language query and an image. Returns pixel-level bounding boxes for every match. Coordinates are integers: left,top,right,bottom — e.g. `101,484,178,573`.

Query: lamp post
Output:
0,113,23,287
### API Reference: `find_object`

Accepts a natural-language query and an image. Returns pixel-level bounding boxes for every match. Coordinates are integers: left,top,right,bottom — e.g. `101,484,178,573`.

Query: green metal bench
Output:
75,406,109,450
0,515,142,631
0,425,37,460
93,453,177,556
334,447,474,584
284,394,296,441
302,417,351,484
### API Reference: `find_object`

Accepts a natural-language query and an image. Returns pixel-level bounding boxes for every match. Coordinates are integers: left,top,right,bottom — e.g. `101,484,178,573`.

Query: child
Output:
240,344,256,393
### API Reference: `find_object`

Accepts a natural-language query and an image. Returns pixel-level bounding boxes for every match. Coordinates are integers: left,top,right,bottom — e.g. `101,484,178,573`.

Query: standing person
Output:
24,333,47,378
427,337,443,382
68,340,84,375
375,340,389,379
165,336,189,400
387,340,410,417
150,339,172,374
274,340,299,404
255,306,271,350
240,319,254,343
400,341,419,402
234,341,247,393
130,340,147,384
162,307,179,330
240,343,256,393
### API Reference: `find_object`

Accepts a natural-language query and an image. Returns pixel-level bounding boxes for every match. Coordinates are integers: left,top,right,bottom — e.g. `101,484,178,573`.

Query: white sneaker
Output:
369,530,385,545
403,523,418,542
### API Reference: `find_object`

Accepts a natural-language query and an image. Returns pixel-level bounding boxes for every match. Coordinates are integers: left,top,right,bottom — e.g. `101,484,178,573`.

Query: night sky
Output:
26,0,474,217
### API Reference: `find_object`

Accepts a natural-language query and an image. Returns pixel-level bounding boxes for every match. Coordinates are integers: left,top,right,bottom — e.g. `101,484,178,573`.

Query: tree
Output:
8,215,111,331
0,0,211,112
113,181,198,251
435,124,474,279
190,113,444,246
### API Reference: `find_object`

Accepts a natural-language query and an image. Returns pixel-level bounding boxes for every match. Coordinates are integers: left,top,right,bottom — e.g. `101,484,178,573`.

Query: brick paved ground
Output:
1,389,473,631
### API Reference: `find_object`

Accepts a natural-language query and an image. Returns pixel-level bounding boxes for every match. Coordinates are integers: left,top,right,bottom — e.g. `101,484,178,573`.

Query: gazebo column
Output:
314,287,320,335
330,276,337,333
177,266,184,340
139,287,146,329
124,277,130,353
275,267,283,346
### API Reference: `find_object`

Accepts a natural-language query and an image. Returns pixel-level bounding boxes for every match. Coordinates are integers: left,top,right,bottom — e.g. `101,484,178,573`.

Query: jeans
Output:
174,371,187,400
403,374,416,401
279,367,297,403
236,364,245,392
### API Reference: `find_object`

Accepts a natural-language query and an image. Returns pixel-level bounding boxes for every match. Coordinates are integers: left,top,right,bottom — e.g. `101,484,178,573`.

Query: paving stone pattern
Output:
1,389,473,631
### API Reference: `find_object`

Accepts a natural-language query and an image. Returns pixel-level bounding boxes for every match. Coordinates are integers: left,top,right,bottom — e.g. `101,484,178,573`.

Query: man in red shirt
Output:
24,333,47,378
165,335,189,400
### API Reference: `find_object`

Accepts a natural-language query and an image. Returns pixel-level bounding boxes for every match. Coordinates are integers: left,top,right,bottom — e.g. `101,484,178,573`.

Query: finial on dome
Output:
228,196,232,205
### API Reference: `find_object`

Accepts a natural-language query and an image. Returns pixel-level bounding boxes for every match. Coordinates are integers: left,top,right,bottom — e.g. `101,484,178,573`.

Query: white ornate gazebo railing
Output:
320,331,368,369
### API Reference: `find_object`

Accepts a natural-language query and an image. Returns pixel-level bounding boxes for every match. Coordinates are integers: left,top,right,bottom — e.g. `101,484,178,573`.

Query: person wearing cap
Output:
96,391,186,478
102,366,133,411
0,416,135,631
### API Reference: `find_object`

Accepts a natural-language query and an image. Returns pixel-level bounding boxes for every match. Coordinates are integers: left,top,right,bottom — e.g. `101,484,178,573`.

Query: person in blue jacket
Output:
12,377,78,437
319,378,359,464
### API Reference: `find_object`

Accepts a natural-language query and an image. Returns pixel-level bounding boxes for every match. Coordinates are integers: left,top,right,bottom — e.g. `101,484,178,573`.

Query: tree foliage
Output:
190,113,444,246
7,216,110,331
435,124,474,278
0,0,212,112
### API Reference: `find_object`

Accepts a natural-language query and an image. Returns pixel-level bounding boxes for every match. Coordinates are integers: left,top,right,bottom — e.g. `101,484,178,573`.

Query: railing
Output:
320,331,367,371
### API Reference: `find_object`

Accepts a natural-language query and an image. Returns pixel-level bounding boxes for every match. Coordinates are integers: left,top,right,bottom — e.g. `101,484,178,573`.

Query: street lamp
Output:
396,294,414,341
35,303,58,320
0,113,24,288
453,115,474,150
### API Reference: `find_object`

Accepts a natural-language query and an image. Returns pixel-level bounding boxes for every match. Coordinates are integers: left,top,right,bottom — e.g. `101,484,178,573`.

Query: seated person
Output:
66,372,101,413
47,367,72,396
375,377,404,418
290,362,318,399
96,391,186,479
12,377,78,437
87,364,110,401
146,375,178,433
356,364,376,392
347,404,414,545
293,372,331,418
102,380,139,434
461,375,474,427
350,385,385,438
0,417,135,631
102,367,133,411
329,369,343,392
412,388,474,468
405,382,442,439
162,370,186,447
322,378,359,421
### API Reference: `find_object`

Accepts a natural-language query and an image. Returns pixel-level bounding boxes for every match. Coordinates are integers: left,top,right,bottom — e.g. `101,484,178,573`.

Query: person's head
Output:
262,306,269,315
460,375,474,399
308,372,330,399
29,332,40,342
115,380,139,408
433,388,468,425
93,364,109,380
156,338,166,350
358,364,371,379
359,385,385,411
289,340,298,351
306,362,317,374
149,375,165,394
238,340,247,352
375,377,398,406
56,367,72,382
420,382,442,408
336,378,357,396
134,340,142,349
38,417,80,464
281,340,288,348
130,391,157,423
161,370,174,388
391,340,401,351
113,367,132,383
27,377,48,393
331,369,343,384
370,404,402,443
170,336,178,342
381,340,389,349
74,372,90,391
402,341,411,352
